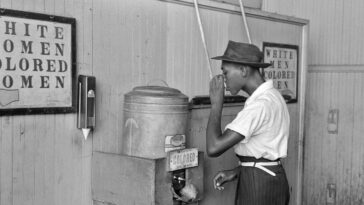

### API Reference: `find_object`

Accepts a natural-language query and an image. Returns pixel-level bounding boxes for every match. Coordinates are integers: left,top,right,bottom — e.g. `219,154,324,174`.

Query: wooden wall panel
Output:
304,69,364,205
211,0,262,9
335,73,353,205
264,0,364,204
165,2,305,205
0,117,13,205
0,0,93,205
264,0,364,65
351,73,364,205
0,0,307,205
92,0,168,154
34,115,55,205
166,4,232,96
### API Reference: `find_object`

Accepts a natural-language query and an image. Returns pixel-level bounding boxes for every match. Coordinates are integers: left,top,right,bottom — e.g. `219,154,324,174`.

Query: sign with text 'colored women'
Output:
0,9,76,114
263,42,298,103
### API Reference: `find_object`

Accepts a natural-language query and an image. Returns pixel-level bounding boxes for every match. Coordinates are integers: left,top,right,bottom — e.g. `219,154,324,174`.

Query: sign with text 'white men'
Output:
0,9,76,114
263,42,299,103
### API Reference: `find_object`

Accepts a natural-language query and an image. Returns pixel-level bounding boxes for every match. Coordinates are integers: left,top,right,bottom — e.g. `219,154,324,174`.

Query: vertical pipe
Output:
238,0,252,44
193,0,213,79
296,23,309,205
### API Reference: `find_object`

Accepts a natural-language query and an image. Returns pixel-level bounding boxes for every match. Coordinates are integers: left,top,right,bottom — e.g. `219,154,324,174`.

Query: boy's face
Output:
221,61,245,96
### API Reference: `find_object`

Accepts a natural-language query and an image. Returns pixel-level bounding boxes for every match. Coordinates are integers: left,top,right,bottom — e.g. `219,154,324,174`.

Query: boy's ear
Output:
240,65,248,77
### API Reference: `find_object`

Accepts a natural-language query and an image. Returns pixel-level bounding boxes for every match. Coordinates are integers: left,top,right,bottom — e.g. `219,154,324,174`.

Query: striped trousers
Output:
235,156,290,205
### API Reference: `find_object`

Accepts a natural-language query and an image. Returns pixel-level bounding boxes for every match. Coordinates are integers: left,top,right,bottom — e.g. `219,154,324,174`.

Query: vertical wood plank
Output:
350,72,364,204
0,0,11,9
54,0,65,15
22,116,36,205
326,72,338,201
44,0,54,13
337,73,354,204
54,115,74,205
313,72,324,204
22,0,35,11
0,116,13,205
80,0,93,203
304,72,321,204
34,115,55,205
302,72,312,205
10,0,23,10
318,72,332,205
38,1,56,205
33,0,45,13
12,116,26,205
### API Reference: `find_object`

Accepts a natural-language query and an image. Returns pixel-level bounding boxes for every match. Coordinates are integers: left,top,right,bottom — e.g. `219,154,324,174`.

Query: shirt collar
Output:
245,80,274,105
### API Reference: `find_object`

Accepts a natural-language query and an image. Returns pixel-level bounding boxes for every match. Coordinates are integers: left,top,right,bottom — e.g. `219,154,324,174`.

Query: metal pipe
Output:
238,0,252,44
193,0,213,79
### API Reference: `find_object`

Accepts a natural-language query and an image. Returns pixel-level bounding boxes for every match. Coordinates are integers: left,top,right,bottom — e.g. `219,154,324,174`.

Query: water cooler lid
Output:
124,86,188,104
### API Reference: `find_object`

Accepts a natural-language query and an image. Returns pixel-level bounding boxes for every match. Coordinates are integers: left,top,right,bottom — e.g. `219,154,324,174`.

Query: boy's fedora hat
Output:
212,40,271,68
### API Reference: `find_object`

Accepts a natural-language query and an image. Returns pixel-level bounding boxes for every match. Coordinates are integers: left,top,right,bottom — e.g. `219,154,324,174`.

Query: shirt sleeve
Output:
225,100,269,142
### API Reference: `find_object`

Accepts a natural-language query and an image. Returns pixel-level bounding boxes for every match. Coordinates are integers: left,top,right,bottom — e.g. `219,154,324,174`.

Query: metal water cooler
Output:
93,86,204,205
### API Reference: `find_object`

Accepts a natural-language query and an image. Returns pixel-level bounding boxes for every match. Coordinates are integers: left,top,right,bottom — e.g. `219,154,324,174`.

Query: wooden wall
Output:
92,0,168,154
93,0,307,204
0,0,93,205
264,0,364,204
165,3,307,204
0,0,306,205
263,0,364,65
304,70,364,205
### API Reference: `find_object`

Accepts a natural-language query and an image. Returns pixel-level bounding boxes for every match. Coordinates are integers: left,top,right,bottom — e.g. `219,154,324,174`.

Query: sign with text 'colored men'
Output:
0,9,76,114
263,42,299,103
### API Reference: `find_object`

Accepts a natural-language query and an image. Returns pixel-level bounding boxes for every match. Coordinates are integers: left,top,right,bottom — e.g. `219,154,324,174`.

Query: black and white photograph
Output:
0,0,361,205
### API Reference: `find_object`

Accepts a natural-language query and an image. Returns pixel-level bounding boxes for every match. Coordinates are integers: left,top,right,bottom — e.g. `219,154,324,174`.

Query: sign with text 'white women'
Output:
0,9,76,114
263,42,299,103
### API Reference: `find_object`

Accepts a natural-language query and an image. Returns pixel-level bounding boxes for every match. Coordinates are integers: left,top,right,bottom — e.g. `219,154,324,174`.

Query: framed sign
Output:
263,42,299,103
0,9,76,115
166,148,198,172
